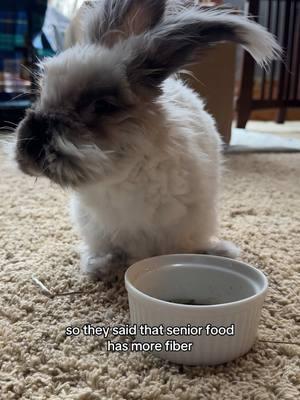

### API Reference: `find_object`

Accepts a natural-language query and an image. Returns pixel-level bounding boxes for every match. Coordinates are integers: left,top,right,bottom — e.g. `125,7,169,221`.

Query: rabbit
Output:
12,0,280,280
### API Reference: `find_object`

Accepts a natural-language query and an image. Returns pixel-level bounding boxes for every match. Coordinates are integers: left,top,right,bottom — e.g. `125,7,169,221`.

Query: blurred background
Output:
0,0,299,151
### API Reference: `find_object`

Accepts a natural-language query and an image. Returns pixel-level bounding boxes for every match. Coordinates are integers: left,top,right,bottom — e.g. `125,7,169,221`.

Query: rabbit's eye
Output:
76,89,121,117
93,99,120,114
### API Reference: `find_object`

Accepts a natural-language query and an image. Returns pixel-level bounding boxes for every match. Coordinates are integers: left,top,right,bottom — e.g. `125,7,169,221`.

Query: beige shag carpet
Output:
0,148,299,400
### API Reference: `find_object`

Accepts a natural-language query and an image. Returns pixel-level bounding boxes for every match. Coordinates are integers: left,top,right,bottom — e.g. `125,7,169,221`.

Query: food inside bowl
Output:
166,298,217,305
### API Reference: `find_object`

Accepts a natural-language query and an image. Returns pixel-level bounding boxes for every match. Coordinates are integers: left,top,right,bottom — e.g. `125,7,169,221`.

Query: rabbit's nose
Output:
16,112,54,162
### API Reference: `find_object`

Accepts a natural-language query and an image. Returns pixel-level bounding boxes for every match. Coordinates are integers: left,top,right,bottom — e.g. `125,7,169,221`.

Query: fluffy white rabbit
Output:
13,0,280,279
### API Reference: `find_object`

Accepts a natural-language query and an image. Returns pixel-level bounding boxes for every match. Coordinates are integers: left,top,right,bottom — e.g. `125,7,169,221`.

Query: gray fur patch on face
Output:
15,109,114,187
43,139,112,187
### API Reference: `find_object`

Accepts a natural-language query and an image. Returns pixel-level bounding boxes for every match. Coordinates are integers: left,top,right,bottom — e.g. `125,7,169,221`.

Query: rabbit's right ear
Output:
85,0,166,48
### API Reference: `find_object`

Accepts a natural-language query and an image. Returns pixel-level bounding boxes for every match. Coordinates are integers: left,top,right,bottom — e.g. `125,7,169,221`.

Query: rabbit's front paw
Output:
201,240,240,259
81,250,128,281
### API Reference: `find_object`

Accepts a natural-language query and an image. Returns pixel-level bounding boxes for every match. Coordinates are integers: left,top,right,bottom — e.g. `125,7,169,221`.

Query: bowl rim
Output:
125,254,269,309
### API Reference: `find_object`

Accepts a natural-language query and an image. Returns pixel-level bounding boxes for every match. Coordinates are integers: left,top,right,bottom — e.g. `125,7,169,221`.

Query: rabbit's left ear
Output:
126,8,281,89
85,0,166,48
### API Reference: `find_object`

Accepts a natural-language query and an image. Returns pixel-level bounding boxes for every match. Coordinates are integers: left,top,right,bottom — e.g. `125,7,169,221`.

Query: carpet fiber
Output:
0,148,299,400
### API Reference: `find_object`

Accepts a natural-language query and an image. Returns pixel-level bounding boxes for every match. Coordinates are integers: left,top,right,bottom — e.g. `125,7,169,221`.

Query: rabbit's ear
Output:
85,0,166,48
127,8,281,89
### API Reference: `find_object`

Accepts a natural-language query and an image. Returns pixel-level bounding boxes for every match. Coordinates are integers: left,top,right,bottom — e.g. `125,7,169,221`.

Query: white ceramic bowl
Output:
125,254,268,365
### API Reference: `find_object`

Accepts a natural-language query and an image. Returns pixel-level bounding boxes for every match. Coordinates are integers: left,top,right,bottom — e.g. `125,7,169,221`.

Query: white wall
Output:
48,0,85,17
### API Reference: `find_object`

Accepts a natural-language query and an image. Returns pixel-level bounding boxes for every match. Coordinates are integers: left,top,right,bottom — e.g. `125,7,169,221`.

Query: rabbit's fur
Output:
12,0,280,279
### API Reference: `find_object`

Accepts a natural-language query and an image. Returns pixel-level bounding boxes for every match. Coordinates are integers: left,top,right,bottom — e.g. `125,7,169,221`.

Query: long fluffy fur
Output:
71,79,223,264
83,1,281,66
11,0,280,279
